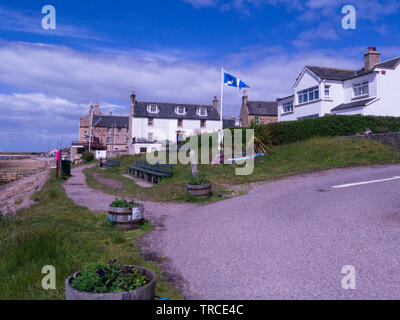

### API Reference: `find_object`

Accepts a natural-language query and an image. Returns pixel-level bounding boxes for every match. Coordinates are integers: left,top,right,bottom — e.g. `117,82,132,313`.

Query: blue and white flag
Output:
224,72,249,90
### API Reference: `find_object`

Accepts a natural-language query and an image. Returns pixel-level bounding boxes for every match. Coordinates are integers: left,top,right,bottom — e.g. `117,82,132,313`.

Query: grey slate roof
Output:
247,101,277,116
134,101,220,120
306,66,373,81
223,119,236,128
374,57,400,69
92,115,129,128
276,94,294,102
331,98,375,111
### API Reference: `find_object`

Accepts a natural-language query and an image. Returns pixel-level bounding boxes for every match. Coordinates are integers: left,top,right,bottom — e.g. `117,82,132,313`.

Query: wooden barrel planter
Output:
187,182,212,198
65,265,156,300
108,204,144,230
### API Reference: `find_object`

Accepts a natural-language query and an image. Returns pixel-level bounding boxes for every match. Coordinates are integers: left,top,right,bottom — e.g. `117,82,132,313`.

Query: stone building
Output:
79,103,129,152
239,91,278,127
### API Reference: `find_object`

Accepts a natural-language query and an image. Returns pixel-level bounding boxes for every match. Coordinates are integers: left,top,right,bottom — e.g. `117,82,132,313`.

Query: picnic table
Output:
128,160,173,184
103,159,120,168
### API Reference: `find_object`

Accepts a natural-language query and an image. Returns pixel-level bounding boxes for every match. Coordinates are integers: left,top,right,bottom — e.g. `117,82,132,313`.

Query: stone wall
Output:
348,132,400,151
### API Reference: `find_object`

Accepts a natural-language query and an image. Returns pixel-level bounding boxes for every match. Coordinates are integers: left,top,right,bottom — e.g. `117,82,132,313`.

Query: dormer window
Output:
197,107,208,116
147,104,159,113
176,106,186,115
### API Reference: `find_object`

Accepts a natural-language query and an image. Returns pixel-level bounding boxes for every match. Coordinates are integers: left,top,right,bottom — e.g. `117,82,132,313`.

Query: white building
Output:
129,93,221,154
277,47,400,122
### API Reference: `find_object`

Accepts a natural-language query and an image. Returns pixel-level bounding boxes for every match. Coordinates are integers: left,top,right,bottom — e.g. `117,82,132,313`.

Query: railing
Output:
133,137,158,144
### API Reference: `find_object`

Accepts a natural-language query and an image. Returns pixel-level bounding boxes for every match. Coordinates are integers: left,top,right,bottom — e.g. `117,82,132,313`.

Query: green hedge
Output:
265,115,400,145
227,115,399,146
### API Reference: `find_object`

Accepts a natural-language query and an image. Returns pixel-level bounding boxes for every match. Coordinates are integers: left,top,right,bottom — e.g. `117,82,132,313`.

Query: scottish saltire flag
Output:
224,72,249,90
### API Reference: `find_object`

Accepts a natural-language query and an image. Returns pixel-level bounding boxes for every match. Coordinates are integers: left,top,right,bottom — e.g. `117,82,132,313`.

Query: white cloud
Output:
0,6,105,41
182,0,219,7
0,40,396,151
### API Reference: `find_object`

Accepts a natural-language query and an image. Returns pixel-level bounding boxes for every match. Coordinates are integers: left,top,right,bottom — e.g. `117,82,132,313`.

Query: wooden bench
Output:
103,159,120,168
128,160,173,184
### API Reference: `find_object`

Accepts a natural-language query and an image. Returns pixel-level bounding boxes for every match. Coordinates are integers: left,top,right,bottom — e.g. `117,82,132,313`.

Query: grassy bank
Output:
83,137,400,202
0,172,182,300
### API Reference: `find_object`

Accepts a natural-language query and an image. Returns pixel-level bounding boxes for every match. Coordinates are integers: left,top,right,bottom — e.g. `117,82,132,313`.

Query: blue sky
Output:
1,0,400,151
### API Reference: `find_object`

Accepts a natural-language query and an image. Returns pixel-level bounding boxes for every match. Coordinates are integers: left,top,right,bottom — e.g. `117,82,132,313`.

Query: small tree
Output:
249,120,271,154
81,151,94,162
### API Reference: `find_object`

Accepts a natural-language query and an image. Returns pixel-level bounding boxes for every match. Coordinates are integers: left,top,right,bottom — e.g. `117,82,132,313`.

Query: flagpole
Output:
219,66,224,151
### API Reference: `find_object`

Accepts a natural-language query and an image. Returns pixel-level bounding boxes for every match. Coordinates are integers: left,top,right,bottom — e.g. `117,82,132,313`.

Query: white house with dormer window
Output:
277,47,400,121
129,95,221,154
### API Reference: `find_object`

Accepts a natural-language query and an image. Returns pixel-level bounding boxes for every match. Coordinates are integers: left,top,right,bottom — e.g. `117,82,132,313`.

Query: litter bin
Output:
61,160,71,176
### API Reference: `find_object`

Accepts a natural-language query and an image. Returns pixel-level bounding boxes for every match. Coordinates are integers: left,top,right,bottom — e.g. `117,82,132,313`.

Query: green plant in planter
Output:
71,261,149,293
109,198,139,208
188,175,209,185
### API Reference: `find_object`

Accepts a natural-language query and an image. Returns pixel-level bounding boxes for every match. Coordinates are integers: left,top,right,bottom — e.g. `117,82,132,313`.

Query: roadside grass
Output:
0,171,182,300
83,137,400,202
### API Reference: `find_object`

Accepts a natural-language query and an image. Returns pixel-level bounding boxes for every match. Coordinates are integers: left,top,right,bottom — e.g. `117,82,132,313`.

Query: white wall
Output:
365,67,400,116
278,96,295,122
132,117,220,153
333,106,364,116
343,72,377,103
321,80,344,115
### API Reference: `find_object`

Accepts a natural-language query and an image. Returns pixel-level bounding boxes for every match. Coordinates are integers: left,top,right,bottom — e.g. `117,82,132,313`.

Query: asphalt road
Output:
149,165,400,299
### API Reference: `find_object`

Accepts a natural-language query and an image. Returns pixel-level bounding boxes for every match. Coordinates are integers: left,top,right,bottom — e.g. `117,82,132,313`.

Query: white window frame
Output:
297,86,319,104
147,104,159,113
324,85,331,97
148,132,154,142
197,107,207,116
282,102,293,113
353,82,369,97
176,106,186,115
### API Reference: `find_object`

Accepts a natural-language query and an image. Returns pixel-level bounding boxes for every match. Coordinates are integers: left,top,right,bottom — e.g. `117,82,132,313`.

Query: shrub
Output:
71,261,149,293
109,198,139,208
81,151,94,162
260,115,400,146
188,175,209,185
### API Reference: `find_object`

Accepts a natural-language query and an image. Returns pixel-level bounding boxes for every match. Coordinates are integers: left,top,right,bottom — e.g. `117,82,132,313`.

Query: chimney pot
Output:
231,114,235,120
364,46,380,70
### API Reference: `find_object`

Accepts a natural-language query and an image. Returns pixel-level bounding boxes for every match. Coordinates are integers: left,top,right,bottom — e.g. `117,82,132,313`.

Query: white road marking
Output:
332,176,400,189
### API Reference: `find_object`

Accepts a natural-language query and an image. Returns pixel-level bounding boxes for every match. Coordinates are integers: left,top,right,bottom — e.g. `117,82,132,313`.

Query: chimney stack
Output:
364,47,380,70
94,103,100,115
231,114,235,120
109,110,113,116
128,90,136,154
242,90,248,106
213,96,220,116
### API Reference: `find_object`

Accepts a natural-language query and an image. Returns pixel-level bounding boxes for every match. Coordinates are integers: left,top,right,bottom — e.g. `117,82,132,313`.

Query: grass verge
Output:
0,172,182,300
83,137,400,202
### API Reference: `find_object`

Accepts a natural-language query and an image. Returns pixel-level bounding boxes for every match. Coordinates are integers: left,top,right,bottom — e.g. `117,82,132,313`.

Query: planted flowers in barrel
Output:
108,198,144,230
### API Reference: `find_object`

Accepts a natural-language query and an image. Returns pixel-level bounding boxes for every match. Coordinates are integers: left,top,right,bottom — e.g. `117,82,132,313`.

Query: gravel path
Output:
64,164,400,299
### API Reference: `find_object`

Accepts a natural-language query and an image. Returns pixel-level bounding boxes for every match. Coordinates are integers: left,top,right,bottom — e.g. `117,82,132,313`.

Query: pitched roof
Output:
223,119,236,129
276,94,294,102
374,57,400,69
133,101,220,120
331,98,376,111
92,115,129,128
247,101,277,116
306,66,373,81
